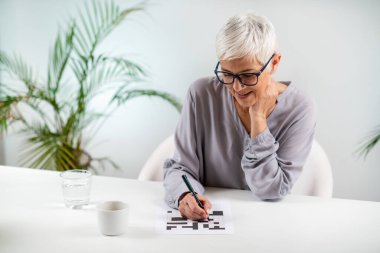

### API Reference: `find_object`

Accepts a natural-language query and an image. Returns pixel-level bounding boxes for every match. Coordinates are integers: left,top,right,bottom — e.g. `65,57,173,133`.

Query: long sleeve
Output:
163,87,204,209
162,76,316,206
241,99,316,200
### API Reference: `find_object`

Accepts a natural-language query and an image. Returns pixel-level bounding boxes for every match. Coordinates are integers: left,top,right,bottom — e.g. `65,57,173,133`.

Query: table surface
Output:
1,165,379,253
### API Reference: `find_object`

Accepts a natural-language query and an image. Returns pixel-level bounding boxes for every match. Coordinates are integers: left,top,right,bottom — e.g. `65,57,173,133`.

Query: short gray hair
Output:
216,12,278,64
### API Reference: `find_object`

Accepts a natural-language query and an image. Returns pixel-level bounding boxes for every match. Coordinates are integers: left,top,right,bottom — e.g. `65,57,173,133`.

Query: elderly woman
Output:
163,12,316,220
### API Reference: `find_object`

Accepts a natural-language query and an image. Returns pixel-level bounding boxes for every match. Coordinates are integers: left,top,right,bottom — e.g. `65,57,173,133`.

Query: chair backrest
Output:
138,135,175,182
291,140,333,197
138,135,333,198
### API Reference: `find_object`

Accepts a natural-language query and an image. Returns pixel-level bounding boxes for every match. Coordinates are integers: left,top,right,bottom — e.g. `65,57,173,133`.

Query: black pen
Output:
181,175,209,219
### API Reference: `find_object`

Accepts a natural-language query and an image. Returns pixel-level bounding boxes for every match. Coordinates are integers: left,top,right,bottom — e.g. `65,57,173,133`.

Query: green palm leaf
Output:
0,51,59,129
74,111,108,136
357,125,380,159
0,95,19,132
0,51,37,90
73,0,144,63
112,88,182,112
47,23,75,95
83,55,147,99
19,124,76,171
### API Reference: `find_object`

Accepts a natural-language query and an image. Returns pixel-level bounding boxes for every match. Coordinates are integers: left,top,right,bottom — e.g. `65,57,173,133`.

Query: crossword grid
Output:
166,210,226,231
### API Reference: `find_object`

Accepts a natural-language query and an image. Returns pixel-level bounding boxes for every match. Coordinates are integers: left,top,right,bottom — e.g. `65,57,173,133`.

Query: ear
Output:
270,53,282,75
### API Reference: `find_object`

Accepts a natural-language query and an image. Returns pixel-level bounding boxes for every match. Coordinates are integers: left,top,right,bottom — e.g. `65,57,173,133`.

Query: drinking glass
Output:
60,170,92,209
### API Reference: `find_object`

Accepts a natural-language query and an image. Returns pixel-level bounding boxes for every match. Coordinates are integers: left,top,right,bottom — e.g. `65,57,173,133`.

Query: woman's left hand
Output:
249,76,279,137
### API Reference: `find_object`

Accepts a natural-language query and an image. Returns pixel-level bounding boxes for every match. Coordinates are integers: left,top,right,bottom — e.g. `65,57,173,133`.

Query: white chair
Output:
138,135,175,182
138,135,333,197
291,140,333,197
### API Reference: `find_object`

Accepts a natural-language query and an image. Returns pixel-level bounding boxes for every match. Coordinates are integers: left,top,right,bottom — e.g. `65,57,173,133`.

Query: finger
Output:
188,209,206,220
267,86,277,98
265,80,278,98
197,195,212,212
182,203,206,220
255,76,271,96
182,194,205,212
179,201,199,220
186,198,207,216
203,202,212,214
183,196,210,220
179,197,208,220
269,77,276,86
192,197,211,219
261,72,272,88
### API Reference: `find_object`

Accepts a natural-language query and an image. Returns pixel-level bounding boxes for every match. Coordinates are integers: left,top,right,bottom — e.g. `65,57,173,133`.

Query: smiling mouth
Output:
236,91,253,99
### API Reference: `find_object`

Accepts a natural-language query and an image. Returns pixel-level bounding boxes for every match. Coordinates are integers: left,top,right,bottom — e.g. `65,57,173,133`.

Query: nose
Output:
232,78,244,91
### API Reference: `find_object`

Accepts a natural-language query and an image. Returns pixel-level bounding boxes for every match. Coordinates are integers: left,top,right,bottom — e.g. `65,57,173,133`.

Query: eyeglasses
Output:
214,54,275,86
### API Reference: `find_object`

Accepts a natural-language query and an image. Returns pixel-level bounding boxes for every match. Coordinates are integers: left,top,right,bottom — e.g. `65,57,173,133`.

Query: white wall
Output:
1,0,379,201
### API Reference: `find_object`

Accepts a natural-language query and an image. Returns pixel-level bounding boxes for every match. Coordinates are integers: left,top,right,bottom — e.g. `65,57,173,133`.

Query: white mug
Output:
97,201,129,236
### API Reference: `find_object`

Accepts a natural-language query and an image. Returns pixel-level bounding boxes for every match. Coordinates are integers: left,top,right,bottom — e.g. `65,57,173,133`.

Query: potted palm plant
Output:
0,0,181,171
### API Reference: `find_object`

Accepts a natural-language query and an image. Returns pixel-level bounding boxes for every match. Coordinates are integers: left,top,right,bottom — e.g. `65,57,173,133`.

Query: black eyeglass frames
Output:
214,54,275,86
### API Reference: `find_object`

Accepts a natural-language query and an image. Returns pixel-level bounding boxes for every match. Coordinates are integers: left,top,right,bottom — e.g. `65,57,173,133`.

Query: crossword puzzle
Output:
156,201,233,234
165,210,226,231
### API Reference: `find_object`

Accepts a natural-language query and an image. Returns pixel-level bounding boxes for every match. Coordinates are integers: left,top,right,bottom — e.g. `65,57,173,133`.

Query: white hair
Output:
216,12,278,65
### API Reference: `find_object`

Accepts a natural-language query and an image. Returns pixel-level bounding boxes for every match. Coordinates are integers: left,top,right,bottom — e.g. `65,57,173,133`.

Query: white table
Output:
0,166,379,253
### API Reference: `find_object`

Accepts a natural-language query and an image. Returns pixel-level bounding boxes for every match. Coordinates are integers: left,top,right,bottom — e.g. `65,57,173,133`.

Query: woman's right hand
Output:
178,192,212,220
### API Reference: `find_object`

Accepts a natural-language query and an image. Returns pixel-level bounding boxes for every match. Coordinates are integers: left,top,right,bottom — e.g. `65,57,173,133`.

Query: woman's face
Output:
220,56,276,109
